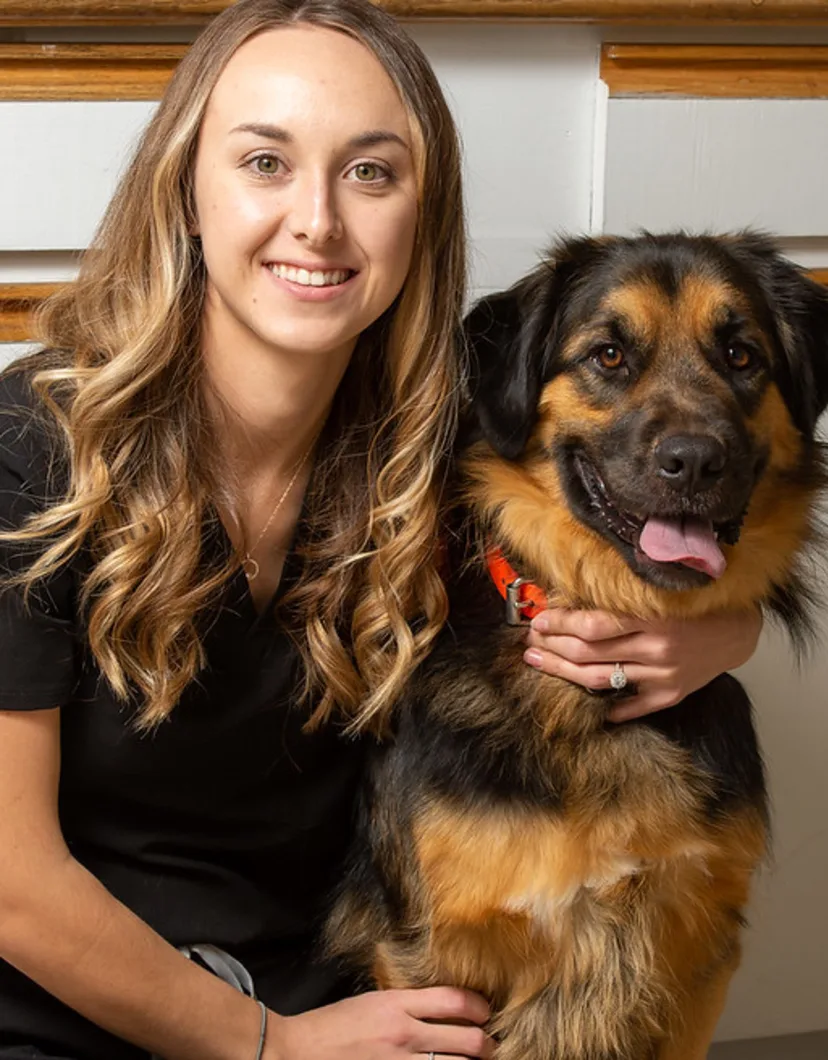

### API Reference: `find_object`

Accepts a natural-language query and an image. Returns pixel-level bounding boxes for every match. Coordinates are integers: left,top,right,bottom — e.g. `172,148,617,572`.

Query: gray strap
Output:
149,943,257,1060
179,942,256,998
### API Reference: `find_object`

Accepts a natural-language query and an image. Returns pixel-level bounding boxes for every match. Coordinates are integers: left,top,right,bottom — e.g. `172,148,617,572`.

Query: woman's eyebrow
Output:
348,130,410,152
229,122,409,152
230,122,292,141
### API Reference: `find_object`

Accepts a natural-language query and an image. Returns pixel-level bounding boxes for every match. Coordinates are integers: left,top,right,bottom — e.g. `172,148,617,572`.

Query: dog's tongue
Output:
639,517,726,579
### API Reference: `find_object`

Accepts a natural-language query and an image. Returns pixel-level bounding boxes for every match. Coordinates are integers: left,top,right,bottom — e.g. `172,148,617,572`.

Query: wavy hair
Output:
0,0,466,732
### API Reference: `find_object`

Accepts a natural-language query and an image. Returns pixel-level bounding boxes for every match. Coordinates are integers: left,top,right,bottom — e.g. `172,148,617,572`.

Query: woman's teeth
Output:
268,263,351,287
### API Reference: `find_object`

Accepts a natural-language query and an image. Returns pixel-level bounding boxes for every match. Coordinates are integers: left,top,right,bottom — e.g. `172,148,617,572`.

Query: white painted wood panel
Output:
0,344,33,370
410,24,600,296
0,101,156,251
604,98,828,238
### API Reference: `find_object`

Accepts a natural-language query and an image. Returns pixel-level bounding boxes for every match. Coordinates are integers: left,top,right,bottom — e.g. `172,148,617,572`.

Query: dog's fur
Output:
328,233,828,1060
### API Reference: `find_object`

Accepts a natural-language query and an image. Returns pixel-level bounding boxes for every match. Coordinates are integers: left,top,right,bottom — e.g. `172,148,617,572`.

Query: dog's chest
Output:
412,796,712,940
500,851,644,927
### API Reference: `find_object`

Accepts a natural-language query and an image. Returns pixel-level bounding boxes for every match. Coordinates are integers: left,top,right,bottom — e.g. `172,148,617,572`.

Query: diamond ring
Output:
610,662,628,691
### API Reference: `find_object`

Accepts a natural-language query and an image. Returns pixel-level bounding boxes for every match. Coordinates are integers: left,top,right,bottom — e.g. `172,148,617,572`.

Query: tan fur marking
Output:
656,958,738,1060
411,799,765,1058
603,280,670,344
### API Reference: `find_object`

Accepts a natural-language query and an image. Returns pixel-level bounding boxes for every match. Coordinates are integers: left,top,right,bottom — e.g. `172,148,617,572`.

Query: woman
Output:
0,1,760,1057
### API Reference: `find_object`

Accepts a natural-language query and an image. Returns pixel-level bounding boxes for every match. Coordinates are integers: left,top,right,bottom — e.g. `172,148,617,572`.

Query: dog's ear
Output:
769,266,828,436
464,268,563,461
731,234,828,436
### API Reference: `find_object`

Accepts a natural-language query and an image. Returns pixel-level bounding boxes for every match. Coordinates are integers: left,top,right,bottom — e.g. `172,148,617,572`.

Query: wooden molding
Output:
603,44,828,98
810,268,828,285
0,284,62,343
0,44,186,101
9,42,828,105
4,0,828,26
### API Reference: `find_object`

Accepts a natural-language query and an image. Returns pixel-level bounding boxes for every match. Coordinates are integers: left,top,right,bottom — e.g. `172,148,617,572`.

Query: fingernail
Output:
524,648,544,668
531,615,549,633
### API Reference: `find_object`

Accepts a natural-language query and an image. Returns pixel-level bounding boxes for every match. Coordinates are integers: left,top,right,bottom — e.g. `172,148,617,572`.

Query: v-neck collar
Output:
209,463,316,630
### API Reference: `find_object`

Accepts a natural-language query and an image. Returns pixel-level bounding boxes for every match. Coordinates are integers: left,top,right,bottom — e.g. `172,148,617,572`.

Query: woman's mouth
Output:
266,263,355,287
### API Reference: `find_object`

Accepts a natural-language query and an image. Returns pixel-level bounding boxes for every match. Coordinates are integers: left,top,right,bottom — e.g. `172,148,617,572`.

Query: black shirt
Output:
0,370,365,1059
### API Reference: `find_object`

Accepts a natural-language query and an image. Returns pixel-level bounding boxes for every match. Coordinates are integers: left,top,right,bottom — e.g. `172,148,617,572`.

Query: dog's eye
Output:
726,344,755,371
595,345,625,370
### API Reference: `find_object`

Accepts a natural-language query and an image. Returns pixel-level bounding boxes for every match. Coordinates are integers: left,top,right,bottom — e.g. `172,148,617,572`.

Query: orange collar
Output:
486,546,547,625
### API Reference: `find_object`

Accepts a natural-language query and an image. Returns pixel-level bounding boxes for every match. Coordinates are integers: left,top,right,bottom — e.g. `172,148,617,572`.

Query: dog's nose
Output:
655,434,726,493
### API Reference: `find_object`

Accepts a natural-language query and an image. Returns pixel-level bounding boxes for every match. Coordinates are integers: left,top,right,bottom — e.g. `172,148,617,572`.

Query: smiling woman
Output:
193,26,418,396
0,1,491,1058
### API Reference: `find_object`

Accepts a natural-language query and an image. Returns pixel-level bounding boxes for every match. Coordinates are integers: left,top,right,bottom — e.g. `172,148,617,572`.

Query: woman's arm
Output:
0,708,493,1060
0,707,268,1059
523,608,763,723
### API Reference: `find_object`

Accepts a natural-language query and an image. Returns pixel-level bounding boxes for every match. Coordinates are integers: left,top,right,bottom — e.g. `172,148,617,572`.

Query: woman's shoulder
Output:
0,354,68,495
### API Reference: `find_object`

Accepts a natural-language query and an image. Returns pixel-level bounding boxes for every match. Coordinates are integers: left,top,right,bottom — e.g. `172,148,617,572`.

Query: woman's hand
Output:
267,987,494,1060
523,607,762,723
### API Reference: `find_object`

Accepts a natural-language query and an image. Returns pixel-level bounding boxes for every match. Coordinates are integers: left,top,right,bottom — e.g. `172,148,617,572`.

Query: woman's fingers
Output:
529,609,644,642
411,1023,495,1059
272,988,494,1059
525,630,644,666
523,606,763,722
401,988,494,1059
402,986,489,1025
524,651,650,694
523,647,683,721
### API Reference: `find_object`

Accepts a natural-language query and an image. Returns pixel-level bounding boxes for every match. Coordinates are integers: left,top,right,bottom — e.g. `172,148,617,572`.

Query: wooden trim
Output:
0,44,186,100
4,0,828,26
603,44,828,98
810,268,828,285
10,42,828,105
0,284,62,343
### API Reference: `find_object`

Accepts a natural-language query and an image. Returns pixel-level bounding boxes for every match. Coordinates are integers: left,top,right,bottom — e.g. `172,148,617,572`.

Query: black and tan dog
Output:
328,233,828,1059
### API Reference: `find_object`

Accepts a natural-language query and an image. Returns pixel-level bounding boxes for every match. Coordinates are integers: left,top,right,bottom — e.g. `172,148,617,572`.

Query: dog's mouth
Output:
569,451,743,585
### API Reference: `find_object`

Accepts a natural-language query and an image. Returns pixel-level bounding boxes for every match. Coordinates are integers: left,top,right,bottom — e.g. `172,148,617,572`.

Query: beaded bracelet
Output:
254,999,268,1060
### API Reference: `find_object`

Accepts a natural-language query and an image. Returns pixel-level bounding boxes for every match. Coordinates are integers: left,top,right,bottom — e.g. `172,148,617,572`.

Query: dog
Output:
327,233,828,1060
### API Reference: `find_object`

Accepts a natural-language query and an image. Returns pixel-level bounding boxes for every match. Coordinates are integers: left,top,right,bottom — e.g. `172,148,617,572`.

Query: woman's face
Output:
193,24,419,365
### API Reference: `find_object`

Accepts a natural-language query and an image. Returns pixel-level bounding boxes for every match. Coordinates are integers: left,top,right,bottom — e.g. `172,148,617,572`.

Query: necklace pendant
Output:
242,554,260,580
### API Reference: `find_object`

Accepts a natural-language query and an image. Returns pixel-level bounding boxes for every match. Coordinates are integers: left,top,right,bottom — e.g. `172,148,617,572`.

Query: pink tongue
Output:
639,517,727,580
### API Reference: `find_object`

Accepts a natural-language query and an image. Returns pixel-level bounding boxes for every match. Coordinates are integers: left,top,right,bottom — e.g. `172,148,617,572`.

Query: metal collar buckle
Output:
505,577,534,626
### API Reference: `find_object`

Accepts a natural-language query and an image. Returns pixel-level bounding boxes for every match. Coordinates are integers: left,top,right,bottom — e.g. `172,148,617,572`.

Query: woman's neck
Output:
200,313,354,477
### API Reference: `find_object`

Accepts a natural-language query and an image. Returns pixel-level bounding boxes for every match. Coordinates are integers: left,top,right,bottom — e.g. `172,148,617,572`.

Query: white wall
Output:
408,23,601,296
1,19,827,1043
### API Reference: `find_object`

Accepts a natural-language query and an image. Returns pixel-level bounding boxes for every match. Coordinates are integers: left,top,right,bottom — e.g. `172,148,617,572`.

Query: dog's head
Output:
463,233,828,618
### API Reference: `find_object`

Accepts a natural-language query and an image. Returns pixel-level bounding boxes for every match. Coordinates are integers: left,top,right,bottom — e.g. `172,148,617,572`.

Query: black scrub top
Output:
0,370,365,1059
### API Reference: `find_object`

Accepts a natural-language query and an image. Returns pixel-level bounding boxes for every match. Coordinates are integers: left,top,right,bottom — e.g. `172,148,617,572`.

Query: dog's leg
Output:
655,955,739,1060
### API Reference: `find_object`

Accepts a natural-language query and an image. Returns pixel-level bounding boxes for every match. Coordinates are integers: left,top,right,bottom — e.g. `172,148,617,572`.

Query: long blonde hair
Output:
1,0,466,732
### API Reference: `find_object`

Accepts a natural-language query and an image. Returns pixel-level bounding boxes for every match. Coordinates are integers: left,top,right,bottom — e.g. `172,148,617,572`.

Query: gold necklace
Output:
241,441,315,581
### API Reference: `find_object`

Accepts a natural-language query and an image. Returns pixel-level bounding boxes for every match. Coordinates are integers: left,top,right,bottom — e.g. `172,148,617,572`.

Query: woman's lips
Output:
263,262,359,300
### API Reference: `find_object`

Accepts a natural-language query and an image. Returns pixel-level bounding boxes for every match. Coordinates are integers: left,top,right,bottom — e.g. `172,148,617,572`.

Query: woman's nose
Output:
287,175,343,246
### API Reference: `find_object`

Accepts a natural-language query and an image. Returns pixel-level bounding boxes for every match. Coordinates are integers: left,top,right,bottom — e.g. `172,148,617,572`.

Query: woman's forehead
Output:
202,25,411,143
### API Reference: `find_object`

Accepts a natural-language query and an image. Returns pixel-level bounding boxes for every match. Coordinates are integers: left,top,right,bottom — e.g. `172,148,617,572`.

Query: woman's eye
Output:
594,345,625,370
726,344,754,371
350,162,387,183
251,155,282,176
